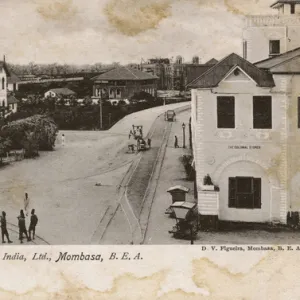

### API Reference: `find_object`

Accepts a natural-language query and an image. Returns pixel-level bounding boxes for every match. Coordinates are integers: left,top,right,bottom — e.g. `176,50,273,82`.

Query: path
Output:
101,105,190,244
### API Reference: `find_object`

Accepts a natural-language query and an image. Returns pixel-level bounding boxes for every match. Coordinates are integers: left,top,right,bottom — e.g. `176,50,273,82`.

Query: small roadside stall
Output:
168,201,198,243
165,185,190,216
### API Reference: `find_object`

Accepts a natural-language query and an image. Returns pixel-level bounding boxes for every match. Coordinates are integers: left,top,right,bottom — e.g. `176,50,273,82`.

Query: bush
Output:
180,155,195,181
1,115,58,157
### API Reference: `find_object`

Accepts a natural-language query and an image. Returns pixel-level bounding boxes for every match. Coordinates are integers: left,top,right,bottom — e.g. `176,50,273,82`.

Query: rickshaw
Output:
168,202,199,240
137,137,147,151
165,110,176,122
132,125,143,139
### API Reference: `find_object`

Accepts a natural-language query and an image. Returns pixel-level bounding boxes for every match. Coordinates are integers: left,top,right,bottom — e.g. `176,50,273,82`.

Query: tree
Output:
0,137,12,163
1,115,58,157
83,96,93,107
131,91,154,102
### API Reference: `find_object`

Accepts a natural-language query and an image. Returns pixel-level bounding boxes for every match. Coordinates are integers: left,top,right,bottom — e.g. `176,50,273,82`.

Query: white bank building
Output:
189,0,300,228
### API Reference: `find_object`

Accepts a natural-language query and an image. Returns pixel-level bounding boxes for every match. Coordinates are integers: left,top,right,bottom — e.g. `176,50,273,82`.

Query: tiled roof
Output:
92,67,158,81
7,95,19,104
185,65,214,86
7,71,20,84
271,0,300,8
47,88,76,95
205,58,218,65
187,53,275,88
255,47,300,69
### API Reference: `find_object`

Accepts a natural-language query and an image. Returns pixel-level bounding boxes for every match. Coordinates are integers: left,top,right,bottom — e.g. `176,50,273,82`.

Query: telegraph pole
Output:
99,98,103,130
108,113,111,127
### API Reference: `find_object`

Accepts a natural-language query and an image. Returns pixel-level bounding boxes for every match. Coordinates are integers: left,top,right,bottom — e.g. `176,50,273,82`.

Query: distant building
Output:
92,67,158,100
140,58,170,90
7,94,18,114
7,71,21,92
0,61,10,117
18,74,38,81
165,55,204,90
244,0,300,62
44,88,76,98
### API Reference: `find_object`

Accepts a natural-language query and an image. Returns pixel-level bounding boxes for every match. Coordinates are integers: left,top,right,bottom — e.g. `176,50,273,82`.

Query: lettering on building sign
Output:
228,145,261,150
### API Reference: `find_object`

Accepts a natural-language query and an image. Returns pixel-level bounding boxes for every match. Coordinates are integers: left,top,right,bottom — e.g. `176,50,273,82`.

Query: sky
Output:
1,0,275,65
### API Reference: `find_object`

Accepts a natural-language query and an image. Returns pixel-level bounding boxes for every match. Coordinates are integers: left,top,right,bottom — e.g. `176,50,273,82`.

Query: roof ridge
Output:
187,53,275,88
188,53,234,87
236,53,272,77
124,66,139,79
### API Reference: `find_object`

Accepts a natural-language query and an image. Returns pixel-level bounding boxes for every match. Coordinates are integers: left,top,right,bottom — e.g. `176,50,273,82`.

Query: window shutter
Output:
253,178,261,208
228,177,236,208
217,96,235,128
253,96,272,129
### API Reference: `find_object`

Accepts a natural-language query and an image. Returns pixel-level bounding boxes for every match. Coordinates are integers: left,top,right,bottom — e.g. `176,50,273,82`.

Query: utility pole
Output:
99,98,103,130
108,113,111,127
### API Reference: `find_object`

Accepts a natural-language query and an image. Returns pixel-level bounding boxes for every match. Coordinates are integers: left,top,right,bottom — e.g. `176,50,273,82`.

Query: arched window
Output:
2,77,5,90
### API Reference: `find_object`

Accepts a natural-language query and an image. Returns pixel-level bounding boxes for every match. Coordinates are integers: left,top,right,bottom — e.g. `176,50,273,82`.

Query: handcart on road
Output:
168,201,199,240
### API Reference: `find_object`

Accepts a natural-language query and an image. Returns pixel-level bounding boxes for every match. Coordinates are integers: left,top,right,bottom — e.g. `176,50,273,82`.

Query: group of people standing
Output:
0,193,38,244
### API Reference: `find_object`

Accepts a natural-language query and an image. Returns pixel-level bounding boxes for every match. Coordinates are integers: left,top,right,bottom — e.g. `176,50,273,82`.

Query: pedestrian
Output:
174,135,179,148
62,133,65,146
24,192,30,217
29,209,38,240
1,212,12,244
18,210,30,243
147,138,151,149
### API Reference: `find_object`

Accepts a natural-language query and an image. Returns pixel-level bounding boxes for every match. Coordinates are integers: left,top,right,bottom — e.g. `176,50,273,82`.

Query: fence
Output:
2,149,25,163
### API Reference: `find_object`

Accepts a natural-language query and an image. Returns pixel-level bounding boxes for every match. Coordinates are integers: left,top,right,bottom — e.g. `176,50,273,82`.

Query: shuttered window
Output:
291,4,295,14
269,40,280,55
217,96,235,128
228,177,261,209
253,96,272,129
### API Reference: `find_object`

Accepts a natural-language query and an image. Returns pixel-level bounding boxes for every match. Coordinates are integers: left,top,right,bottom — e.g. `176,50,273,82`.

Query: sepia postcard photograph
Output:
1,0,300,298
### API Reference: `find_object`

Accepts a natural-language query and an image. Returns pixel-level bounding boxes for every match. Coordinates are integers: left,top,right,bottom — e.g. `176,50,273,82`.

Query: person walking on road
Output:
174,135,179,148
24,193,30,217
29,209,38,240
1,212,12,244
147,138,152,149
18,210,30,243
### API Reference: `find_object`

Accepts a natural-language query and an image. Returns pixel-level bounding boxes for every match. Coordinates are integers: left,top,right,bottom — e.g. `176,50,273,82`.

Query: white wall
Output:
191,74,287,223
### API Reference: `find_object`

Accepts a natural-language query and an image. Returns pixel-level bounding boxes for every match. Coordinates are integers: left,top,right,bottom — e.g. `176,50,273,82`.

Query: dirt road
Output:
0,103,189,244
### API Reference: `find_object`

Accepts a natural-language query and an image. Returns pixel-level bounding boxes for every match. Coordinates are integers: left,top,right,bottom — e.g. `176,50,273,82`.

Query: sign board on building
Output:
228,145,261,150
